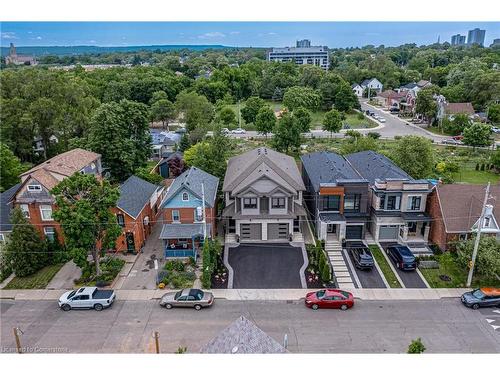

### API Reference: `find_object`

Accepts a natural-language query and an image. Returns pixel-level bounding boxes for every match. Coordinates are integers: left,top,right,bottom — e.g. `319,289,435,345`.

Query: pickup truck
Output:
58,287,116,311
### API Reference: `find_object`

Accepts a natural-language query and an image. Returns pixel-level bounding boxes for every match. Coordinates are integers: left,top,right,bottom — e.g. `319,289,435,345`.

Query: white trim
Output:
27,184,42,192
182,192,189,201
20,204,30,218
39,204,53,221
172,209,180,222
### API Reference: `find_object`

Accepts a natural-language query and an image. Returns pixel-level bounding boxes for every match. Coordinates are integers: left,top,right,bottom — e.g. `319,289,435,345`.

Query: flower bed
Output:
305,242,332,288
75,257,125,287
160,259,197,289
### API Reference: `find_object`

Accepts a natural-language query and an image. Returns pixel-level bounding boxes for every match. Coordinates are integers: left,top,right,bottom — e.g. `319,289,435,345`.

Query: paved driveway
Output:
227,244,305,289
345,249,387,289
379,242,428,288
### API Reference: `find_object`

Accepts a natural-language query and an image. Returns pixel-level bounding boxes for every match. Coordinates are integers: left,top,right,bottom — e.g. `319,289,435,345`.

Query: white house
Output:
360,78,383,93
351,84,364,97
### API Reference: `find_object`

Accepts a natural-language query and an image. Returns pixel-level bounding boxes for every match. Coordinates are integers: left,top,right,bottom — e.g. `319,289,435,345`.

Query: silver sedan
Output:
159,288,214,310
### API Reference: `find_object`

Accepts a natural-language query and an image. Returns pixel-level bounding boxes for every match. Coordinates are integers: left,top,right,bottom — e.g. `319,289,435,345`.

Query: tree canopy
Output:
390,136,434,179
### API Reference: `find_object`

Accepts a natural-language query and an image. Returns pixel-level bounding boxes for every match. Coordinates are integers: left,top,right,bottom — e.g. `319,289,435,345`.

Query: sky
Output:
1,22,500,48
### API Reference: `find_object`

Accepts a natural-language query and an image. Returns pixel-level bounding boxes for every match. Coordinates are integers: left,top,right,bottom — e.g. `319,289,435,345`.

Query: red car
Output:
305,289,354,310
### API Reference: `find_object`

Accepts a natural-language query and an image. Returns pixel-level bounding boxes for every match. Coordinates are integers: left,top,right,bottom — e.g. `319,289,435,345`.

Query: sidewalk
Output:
0,288,471,301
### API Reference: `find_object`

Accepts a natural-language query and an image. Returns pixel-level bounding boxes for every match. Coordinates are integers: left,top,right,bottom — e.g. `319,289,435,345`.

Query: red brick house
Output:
427,184,500,251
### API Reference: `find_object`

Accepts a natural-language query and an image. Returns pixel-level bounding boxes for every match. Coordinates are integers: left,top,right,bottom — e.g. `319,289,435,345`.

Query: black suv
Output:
351,247,374,270
386,245,417,271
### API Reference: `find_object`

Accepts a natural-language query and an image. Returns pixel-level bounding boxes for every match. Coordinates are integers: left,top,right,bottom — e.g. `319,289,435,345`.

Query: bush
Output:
357,112,365,120
77,257,125,285
165,260,185,272
367,132,381,139
407,338,426,354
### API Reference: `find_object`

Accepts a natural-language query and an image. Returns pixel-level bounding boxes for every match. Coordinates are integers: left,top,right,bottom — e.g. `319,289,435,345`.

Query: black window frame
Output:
271,197,286,209
243,197,258,209
408,196,422,211
116,214,125,228
344,194,361,212
323,195,340,211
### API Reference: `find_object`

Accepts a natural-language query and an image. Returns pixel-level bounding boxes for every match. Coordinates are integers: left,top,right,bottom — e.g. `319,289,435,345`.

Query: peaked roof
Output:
401,82,419,90
200,316,287,354
346,151,412,184
444,102,475,115
163,167,219,207
435,183,500,233
0,183,21,232
223,147,305,192
351,83,362,89
301,152,366,191
378,89,397,98
117,175,160,219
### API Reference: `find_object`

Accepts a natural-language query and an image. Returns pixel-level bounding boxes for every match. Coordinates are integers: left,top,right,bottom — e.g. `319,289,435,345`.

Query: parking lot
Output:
379,242,428,288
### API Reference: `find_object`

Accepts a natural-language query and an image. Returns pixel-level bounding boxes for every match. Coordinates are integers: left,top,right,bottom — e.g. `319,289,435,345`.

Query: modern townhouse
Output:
222,147,306,242
301,152,370,242
159,167,219,257
346,151,433,246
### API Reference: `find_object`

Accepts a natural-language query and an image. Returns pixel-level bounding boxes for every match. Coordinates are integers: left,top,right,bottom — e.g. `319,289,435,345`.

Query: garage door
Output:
345,225,363,240
267,223,289,240
379,225,399,241
240,223,262,241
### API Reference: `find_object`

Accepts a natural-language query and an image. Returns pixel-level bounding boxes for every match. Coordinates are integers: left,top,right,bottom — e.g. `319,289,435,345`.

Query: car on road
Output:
378,117,386,123
461,288,500,309
365,110,375,116
58,287,116,311
442,139,464,145
389,107,400,113
175,127,187,134
304,289,354,310
491,126,500,134
386,245,417,271
351,247,375,270
221,127,230,135
160,288,214,310
231,128,246,134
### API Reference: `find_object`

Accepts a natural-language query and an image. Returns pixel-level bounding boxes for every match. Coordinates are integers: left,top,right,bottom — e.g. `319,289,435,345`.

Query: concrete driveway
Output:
227,243,306,289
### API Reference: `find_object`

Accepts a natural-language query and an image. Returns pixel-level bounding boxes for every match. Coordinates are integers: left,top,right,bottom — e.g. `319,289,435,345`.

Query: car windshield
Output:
174,291,182,300
67,290,77,299
472,289,486,299
340,291,350,299
402,255,415,262
316,290,326,298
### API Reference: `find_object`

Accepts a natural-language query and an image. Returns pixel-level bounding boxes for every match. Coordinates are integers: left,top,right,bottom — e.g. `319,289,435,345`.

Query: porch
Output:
159,223,212,258
400,212,431,243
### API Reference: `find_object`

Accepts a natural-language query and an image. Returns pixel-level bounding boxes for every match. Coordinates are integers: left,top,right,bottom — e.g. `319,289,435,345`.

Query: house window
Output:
40,205,53,221
194,207,203,222
116,214,125,228
323,195,340,211
20,204,30,218
459,233,468,241
172,210,180,222
344,194,361,211
386,195,401,210
407,196,422,211
271,197,286,209
484,217,491,227
182,192,189,201
44,227,55,241
243,198,257,209
407,222,417,233
379,194,385,209
27,184,42,192
0,233,5,243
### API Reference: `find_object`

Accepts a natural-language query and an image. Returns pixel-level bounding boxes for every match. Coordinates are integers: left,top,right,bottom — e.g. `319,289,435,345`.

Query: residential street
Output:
1,299,499,353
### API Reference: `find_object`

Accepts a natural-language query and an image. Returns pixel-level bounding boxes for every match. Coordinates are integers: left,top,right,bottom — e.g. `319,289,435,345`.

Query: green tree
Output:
442,113,471,135
175,91,214,132
4,208,48,277
255,106,276,138
0,143,24,192
487,103,500,125
456,236,500,280
334,81,359,112
282,86,321,111
216,106,236,126
407,338,426,354
341,135,379,154
490,149,500,170
273,112,302,153
323,109,343,137
241,96,266,124
150,98,174,130
415,88,437,124
391,136,434,179
52,173,122,276
462,123,492,148
293,107,312,133
134,166,163,185
178,134,191,152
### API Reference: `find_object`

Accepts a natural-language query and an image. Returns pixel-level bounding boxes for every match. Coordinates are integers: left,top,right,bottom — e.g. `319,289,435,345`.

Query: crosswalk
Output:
325,237,355,289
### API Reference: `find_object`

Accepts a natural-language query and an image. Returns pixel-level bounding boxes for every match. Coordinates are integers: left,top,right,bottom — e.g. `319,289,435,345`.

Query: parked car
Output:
231,128,246,134
461,288,500,309
221,127,230,135
442,139,464,145
351,247,374,270
175,127,187,134
304,289,354,310
386,245,417,271
389,107,400,113
452,135,464,141
369,112,376,117
378,117,386,123
58,287,116,311
160,288,214,310
491,127,500,134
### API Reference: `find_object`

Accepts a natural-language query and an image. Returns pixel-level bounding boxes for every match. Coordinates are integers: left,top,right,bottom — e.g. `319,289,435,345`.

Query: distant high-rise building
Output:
451,34,466,46
296,39,311,48
491,38,500,47
268,41,329,70
467,28,486,46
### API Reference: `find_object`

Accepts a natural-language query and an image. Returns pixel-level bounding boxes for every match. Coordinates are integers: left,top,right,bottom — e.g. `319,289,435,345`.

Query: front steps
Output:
325,239,355,289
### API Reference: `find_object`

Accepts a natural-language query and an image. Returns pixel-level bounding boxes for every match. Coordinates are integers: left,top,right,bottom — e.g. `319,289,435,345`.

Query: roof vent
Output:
231,346,239,354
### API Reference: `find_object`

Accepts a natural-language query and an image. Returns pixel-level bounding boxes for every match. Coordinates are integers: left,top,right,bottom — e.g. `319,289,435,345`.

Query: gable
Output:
232,166,296,195
162,187,203,209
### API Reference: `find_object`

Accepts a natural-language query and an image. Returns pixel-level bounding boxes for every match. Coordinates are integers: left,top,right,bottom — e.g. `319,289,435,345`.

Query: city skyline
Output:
1,22,500,48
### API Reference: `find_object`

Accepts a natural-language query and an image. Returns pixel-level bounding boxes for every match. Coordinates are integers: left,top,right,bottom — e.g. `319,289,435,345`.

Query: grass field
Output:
452,168,500,184
369,245,402,288
4,263,64,289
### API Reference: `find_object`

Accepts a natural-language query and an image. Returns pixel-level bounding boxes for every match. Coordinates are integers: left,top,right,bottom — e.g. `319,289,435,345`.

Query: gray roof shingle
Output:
163,167,219,207
0,183,21,232
159,223,212,239
117,175,160,218
346,151,412,184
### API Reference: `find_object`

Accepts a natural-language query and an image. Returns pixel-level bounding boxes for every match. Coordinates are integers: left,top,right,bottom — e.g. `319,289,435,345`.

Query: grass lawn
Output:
419,252,500,288
369,245,402,288
4,263,64,289
451,168,500,184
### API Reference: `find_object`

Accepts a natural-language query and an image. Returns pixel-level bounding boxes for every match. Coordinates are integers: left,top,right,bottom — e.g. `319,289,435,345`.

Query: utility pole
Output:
153,331,160,354
13,327,22,354
466,182,490,287
201,183,207,239
238,101,241,128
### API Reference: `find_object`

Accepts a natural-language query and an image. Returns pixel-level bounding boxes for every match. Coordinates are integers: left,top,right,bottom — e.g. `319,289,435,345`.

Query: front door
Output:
126,232,135,252
327,224,336,233
420,222,427,236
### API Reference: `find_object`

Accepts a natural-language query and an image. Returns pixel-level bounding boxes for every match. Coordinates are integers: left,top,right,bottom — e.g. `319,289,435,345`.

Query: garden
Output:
305,241,333,288
201,239,228,289
4,263,65,290
158,258,197,289
75,257,125,287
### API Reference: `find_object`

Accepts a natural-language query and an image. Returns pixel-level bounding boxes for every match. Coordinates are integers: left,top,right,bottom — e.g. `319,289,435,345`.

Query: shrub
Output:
407,338,426,354
394,135,402,140
357,112,365,120
475,163,480,170
367,132,381,139
165,260,185,272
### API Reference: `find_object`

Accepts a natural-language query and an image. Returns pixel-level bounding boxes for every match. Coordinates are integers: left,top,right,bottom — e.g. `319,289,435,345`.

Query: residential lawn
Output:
145,160,158,170
4,263,64,289
451,168,500,184
419,252,500,288
425,126,451,136
369,245,402,288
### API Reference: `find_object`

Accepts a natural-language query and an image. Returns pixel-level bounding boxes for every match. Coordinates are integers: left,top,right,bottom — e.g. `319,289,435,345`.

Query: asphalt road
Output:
1,299,499,353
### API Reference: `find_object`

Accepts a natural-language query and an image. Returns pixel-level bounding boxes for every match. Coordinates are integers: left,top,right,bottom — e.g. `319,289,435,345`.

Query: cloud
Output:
27,31,33,34
198,31,226,39
88,40,97,44
229,31,240,35
36,36,42,40
258,32,278,37
1,32,18,40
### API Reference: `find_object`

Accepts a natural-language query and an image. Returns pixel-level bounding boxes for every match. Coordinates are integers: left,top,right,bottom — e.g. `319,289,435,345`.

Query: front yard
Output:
369,245,402,288
4,263,64,289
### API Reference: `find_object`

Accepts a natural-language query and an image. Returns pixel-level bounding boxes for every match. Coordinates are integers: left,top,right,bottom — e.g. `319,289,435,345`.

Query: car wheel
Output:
61,304,71,312
472,303,480,310
340,304,348,311
165,303,173,309
311,304,319,310
94,303,103,311
194,304,202,311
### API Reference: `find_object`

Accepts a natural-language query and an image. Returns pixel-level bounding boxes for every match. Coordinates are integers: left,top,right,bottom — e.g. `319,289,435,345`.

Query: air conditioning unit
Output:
196,207,203,221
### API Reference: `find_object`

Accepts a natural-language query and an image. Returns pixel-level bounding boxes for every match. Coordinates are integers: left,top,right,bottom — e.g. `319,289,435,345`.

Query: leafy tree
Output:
334,81,359,111
456,236,500,279
341,135,378,155
4,208,48,277
442,113,471,135
175,91,214,132
490,150,500,170
273,112,302,153
255,106,276,138
487,103,500,124
391,136,434,179
241,96,266,124
462,123,492,148
216,106,236,126
323,109,343,137
167,155,187,178
52,173,122,276
135,166,163,184
150,98,175,130
293,107,312,133
0,143,24,192
282,86,321,111
86,99,151,182
407,338,426,354
299,65,325,89
415,88,437,124
178,134,191,152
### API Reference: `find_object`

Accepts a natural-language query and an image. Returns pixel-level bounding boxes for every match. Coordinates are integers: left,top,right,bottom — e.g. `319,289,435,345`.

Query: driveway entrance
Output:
227,243,306,289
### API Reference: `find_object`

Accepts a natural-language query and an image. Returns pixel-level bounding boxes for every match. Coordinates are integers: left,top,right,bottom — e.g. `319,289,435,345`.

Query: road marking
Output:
486,319,495,323
491,325,500,331
492,310,500,314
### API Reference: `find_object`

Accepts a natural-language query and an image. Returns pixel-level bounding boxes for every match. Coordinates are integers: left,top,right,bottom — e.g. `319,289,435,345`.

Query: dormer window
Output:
484,217,491,227
182,192,189,201
27,184,42,192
